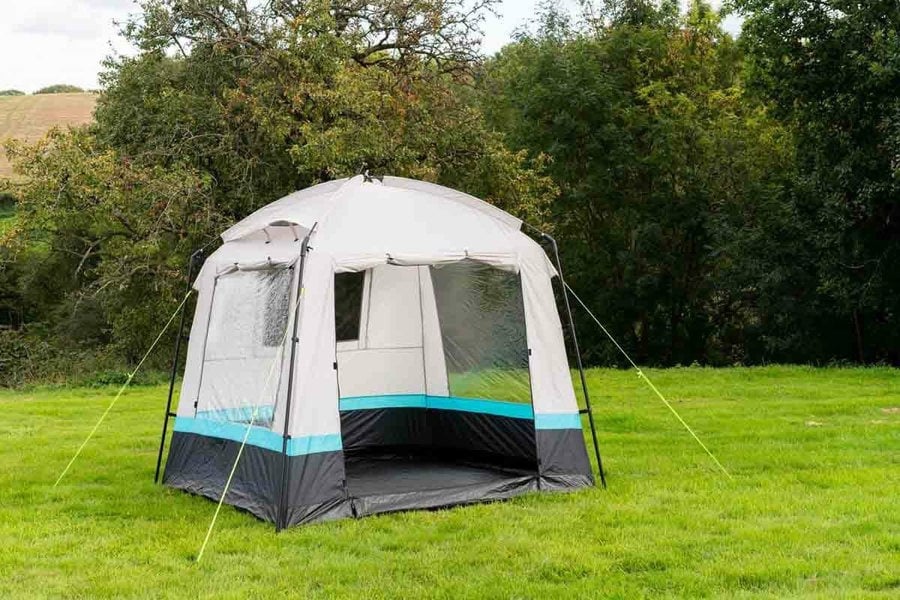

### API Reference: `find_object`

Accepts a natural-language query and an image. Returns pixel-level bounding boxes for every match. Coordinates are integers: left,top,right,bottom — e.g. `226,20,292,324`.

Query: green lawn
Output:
1,367,898,598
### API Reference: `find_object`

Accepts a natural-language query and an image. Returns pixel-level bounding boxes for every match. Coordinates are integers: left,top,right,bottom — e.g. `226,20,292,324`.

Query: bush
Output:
0,329,118,387
78,369,171,388
0,192,15,217
0,330,30,386
0,90,25,96
0,327,175,388
34,84,84,94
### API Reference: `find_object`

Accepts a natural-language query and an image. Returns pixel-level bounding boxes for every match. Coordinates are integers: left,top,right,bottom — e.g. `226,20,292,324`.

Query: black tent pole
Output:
276,224,317,532
541,232,607,488
154,248,203,484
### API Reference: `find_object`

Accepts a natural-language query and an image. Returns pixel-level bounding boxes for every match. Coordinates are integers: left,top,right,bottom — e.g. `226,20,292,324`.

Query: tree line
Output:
0,85,87,96
0,0,897,385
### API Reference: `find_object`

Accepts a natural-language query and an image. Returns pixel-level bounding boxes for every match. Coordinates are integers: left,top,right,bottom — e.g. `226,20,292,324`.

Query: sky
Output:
0,0,741,93
481,0,741,54
0,0,135,92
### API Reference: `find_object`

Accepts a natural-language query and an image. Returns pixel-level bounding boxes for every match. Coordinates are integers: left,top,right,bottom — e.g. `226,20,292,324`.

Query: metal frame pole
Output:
276,225,316,531
543,233,607,488
154,248,203,484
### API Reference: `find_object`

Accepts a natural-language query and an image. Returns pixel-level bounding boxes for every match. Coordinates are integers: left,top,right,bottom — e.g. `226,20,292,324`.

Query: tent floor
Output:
343,454,538,517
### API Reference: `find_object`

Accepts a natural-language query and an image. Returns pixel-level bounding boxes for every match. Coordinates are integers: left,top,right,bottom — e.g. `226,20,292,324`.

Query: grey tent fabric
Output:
163,176,595,527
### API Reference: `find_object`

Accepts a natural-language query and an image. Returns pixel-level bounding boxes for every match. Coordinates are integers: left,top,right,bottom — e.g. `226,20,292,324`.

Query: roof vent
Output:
266,220,301,242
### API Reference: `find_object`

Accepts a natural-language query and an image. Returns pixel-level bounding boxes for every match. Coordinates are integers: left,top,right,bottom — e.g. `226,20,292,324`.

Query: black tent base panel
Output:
163,431,351,525
163,431,594,528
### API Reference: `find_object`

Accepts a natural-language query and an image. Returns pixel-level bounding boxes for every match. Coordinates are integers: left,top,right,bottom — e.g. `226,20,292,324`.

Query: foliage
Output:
2,0,898,380
34,84,85,94
484,1,799,365
95,0,551,219
2,128,217,368
733,0,900,364
0,90,25,96
0,0,555,384
0,328,164,388
0,191,14,214
1,367,897,596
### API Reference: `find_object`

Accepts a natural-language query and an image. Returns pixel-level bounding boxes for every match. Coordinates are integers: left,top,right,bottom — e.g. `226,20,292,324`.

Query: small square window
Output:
335,272,365,342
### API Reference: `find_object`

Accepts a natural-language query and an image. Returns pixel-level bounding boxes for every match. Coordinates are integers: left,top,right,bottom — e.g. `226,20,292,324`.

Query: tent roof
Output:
216,176,544,272
222,176,522,243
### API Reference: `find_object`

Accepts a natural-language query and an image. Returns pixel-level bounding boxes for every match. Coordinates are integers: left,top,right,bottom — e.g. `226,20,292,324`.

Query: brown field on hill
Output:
0,93,97,178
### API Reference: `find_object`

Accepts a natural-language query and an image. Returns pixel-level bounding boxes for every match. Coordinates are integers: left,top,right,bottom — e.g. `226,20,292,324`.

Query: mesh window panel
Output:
430,260,532,404
261,269,293,346
195,267,294,427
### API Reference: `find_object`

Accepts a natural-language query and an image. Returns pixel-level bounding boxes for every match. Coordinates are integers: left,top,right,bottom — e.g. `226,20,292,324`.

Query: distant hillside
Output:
0,93,97,179
34,84,85,94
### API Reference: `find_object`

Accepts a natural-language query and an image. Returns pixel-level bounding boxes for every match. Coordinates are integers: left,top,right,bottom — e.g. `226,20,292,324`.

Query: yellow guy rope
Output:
195,286,301,564
54,290,195,488
563,282,734,481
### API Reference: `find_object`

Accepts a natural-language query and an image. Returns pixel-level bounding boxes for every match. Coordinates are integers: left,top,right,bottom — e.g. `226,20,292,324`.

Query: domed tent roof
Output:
223,176,522,241
217,175,544,273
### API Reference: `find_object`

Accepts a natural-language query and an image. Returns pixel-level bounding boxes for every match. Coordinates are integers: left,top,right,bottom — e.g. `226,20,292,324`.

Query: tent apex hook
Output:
361,168,383,184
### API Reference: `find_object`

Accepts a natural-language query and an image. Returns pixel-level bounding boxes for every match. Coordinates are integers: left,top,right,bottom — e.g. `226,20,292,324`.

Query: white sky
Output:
0,0,741,93
481,0,741,54
0,0,135,92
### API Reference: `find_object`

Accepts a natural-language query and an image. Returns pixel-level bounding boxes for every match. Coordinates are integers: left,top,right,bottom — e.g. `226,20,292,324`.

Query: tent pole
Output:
276,224,317,531
154,248,203,484
542,232,607,488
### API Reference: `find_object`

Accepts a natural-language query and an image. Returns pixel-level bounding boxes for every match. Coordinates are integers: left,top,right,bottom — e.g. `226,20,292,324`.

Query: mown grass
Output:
0,92,96,178
1,367,898,598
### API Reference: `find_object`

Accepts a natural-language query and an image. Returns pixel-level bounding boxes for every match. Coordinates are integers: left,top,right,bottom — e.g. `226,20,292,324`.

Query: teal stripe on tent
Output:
174,417,282,451
426,396,534,419
339,395,581,428
339,394,427,411
534,413,583,430
176,397,582,454
173,417,342,456
286,434,343,456
339,394,536,420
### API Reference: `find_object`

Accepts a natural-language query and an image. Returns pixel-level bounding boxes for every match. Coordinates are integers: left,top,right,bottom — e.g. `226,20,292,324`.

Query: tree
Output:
1,0,555,379
96,0,552,219
3,128,217,362
735,0,900,363
0,90,25,96
484,1,797,365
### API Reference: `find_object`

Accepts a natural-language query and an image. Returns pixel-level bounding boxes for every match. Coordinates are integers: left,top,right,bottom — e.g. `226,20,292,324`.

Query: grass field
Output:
1,367,898,598
0,93,96,178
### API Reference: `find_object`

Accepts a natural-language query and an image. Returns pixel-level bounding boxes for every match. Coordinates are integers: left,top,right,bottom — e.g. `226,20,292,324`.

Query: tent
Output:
159,175,602,529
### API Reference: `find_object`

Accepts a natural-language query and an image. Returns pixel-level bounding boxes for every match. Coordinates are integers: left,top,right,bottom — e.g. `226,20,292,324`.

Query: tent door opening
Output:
335,262,540,514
